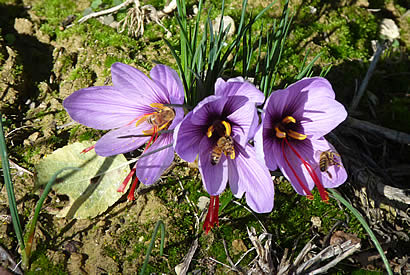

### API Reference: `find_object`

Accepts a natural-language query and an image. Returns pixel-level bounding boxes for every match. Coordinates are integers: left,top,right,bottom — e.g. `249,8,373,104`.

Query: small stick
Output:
178,238,199,275
346,116,410,144
78,0,134,24
208,257,235,270
222,239,245,274
310,242,361,274
350,41,386,112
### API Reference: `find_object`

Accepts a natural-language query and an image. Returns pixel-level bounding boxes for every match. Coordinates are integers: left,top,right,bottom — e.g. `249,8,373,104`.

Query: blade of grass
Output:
139,220,165,275
329,189,393,275
296,51,323,80
0,113,25,254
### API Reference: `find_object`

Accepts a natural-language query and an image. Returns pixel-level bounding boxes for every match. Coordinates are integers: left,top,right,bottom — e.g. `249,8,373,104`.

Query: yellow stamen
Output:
135,114,151,127
229,151,235,159
282,116,296,125
207,125,215,138
221,121,231,136
150,103,164,109
275,126,287,139
288,129,307,140
143,121,171,135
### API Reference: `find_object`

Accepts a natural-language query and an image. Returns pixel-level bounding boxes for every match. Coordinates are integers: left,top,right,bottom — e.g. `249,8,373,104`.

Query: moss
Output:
78,129,101,142
27,253,68,275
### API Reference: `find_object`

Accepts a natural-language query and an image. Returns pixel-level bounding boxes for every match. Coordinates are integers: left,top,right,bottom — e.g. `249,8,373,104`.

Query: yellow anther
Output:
135,114,150,127
150,103,164,109
230,151,235,159
288,129,307,140
207,125,215,138
275,126,287,139
282,116,296,125
221,121,231,136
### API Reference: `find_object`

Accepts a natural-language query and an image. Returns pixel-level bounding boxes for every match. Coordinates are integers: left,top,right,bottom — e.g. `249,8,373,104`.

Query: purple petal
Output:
227,100,256,147
275,137,346,195
95,122,151,156
253,125,270,168
173,112,204,162
233,144,274,213
150,65,184,104
274,139,316,195
135,133,174,185
198,136,228,195
111,62,169,104
215,77,265,104
168,102,184,131
63,86,152,130
312,138,347,188
248,108,260,140
254,124,280,171
227,158,242,197
299,98,347,139
191,95,225,126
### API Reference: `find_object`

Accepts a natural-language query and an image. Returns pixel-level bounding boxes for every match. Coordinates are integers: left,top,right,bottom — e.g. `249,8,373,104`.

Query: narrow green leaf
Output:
140,220,165,275
0,113,25,251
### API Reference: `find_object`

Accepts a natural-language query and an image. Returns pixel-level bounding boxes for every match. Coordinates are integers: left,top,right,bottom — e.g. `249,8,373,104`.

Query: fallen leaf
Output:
35,142,131,219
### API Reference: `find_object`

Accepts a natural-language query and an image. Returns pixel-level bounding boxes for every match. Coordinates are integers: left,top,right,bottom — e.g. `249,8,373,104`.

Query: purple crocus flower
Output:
63,63,184,194
255,77,347,201
174,79,274,233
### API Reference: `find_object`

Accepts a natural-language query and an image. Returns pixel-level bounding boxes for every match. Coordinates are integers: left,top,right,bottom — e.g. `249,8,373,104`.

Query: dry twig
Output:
346,117,410,145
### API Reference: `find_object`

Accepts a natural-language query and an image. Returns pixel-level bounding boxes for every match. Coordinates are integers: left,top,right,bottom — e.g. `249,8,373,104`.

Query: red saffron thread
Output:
281,139,313,198
284,139,329,202
81,145,95,154
203,196,220,234
117,166,136,193
127,177,139,201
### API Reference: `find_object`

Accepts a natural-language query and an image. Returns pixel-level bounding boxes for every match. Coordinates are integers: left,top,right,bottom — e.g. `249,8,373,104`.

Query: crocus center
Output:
275,116,329,202
133,103,176,136
118,103,175,200
206,120,235,164
274,116,307,140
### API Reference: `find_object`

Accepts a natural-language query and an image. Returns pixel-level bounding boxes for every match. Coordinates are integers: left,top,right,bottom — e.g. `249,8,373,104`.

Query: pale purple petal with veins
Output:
215,77,265,104
233,144,274,213
173,112,204,162
111,62,169,104
63,86,153,130
135,132,175,185
198,136,228,195
95,122,151,156
150,64,185,104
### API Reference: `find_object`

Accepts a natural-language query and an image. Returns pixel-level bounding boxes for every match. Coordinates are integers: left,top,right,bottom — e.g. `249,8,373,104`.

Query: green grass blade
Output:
163,39,189,98
329,189,393,275
296,52,323,80
139,220,165,275
0,113,25,252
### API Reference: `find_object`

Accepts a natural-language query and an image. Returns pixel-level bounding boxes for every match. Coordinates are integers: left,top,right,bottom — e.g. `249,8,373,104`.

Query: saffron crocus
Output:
174,80,274,233
255,77,347,201
63,63,184,192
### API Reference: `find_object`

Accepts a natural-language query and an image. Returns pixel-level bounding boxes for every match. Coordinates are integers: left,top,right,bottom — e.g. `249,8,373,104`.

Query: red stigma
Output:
282,139,329,202
81,144,95,154
127,177,139,201
203,196,220,234
117,166,136,193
